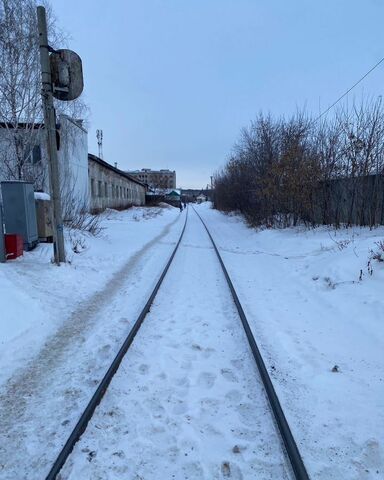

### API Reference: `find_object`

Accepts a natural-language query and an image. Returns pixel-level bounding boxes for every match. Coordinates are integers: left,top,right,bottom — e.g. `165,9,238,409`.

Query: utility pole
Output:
37,6,66,264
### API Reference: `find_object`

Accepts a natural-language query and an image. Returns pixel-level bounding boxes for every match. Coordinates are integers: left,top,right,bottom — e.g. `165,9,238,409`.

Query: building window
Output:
120,186,122,198
91,178,95,196
98,180,102,197
24,145,42,164
32,145,42,164
105,182,108,197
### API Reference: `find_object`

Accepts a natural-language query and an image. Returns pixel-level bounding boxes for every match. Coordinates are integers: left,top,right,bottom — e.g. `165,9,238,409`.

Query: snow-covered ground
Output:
0,205,185,479
1,203,383,479
196,203,384,480
60,208,290,480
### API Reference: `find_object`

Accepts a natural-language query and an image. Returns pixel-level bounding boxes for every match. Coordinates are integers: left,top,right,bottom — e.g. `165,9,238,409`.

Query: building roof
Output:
0,115,87,133
147,188,181,196
0,121,44,130
88,154,147,188
128,168,175,174
166,189,181,196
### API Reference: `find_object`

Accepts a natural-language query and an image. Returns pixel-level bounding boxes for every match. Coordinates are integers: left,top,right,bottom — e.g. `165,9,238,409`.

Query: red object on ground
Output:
4,234,23,260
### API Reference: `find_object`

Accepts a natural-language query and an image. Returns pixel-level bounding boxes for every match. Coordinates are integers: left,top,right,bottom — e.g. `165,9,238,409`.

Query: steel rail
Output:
192,206,310,480
45,209,189,480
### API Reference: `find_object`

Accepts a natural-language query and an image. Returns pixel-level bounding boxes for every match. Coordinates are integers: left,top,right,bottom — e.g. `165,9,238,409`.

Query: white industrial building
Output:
0,118,147,216
0,115,89,215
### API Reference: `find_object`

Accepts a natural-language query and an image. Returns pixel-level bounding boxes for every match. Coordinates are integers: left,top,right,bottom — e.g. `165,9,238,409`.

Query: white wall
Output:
0,118,89,213
57,115,89,212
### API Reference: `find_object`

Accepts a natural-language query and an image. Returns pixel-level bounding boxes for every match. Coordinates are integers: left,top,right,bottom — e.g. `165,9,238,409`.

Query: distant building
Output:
89,154,146,213
127,168,176,189
181,189,213,203
196,193,207,203
146,188,181,207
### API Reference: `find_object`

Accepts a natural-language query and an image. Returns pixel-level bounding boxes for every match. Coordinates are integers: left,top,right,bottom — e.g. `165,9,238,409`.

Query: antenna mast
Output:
96,129,103,159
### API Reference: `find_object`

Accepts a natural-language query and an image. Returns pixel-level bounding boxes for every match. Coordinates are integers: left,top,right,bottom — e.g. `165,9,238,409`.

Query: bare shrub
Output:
66,209,104,236
214,98,384,228
371,240,384,262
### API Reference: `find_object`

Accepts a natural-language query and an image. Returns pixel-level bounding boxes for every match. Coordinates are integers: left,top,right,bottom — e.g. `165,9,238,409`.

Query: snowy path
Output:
0,209,184,480
59,208,290,479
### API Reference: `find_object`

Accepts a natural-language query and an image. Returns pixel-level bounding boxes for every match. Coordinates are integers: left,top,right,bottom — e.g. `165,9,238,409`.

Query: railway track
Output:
45,206,309,479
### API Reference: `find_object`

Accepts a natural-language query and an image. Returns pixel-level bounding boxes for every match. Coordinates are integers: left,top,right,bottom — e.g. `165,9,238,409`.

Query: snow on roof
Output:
88,154,147,187
34,192,51,201
146,188,181,196
166,189,181,196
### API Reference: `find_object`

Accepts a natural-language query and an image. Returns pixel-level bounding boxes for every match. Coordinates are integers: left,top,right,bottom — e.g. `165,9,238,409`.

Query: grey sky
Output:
53,0,384,188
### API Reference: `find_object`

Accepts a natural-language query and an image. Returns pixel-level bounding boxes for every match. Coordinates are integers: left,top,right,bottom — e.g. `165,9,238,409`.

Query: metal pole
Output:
37,6,66,264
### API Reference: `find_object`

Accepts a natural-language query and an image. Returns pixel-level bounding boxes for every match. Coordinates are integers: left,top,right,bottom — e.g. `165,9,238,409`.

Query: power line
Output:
314,55,384,123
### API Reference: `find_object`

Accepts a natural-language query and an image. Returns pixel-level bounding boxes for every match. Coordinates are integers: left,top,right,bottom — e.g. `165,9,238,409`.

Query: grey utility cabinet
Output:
0,205,5,262
1,181,38,250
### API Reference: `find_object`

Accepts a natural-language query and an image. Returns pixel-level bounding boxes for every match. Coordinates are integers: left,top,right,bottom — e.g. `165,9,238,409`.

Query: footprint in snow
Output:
138,364,149,375
199,397,220,415
230,358,244,370
191,344,215,358
236,403,256,427
182,461,204,477
98,344,111,358
221,368,238,383
221,461,243,479
172,400,188,415
197,372,216,389
202,347,215,359
174,376,190,387
225,389,243,403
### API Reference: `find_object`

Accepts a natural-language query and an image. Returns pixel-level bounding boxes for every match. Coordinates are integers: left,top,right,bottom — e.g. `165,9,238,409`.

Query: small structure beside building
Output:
146,188,181,207
196,193,207,204
1,181,38,250
127,168,176,189
165,189,181,202
34,192,53,242
181,189,212,203
88,154,146,213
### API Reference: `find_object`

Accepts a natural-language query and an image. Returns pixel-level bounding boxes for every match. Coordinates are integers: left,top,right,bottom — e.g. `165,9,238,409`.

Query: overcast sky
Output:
53,0,384,188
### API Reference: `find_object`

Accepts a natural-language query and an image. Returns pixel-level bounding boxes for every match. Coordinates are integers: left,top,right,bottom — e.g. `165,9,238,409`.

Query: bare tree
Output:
0,0,88,188
0,0,42,182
